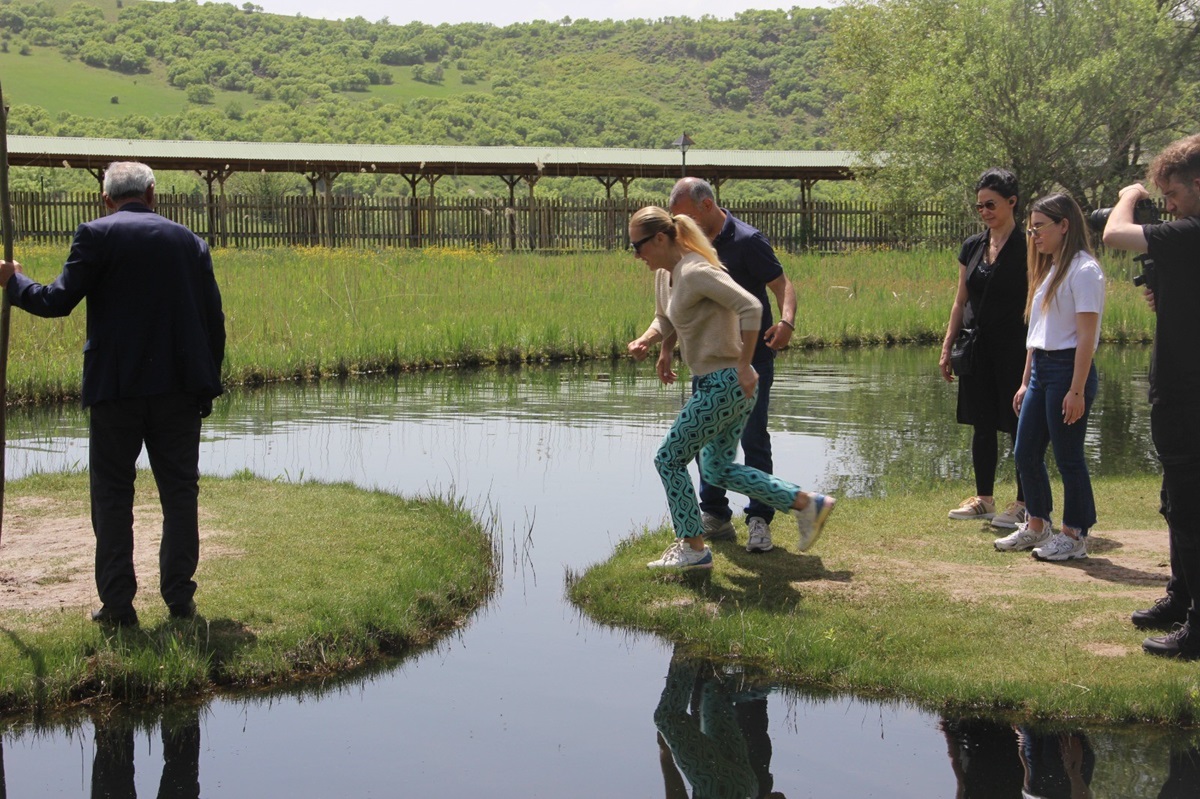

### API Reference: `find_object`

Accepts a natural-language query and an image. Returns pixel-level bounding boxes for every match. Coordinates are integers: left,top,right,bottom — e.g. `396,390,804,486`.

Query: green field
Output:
2,245,1156,405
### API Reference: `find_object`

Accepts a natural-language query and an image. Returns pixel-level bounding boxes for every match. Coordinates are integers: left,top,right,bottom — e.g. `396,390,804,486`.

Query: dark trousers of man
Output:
1151,403,1200,627
697,358,775,524
89,393,203,612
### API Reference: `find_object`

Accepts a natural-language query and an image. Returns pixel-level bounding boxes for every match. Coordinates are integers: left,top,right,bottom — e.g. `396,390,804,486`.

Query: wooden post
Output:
0,83,14,540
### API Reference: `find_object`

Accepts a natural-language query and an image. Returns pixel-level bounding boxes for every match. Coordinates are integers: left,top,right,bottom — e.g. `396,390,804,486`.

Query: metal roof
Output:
6,136,858,182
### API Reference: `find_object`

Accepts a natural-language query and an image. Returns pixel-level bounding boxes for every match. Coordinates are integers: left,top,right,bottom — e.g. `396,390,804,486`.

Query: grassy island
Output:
0,471,496,713
568,476,1200,725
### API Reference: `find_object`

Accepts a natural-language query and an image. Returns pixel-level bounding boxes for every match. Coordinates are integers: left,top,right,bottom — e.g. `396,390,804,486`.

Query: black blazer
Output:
6,204,226,410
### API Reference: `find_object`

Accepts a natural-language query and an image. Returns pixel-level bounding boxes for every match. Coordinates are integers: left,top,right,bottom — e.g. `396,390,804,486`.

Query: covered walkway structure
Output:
6,137,869,250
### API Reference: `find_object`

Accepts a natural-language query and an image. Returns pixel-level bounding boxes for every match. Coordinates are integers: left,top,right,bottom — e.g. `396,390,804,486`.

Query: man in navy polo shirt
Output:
667,177,798,553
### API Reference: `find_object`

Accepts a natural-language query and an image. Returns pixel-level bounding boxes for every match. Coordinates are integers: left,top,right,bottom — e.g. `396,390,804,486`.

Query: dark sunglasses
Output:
630,233,657,253
974,199,1002,212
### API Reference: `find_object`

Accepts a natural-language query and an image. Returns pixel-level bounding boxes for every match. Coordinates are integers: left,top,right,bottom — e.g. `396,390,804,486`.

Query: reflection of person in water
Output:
1016,726,1094,799
90,708,201,799
654,652,783,799
941,717,1024,798
1159,745,1200,798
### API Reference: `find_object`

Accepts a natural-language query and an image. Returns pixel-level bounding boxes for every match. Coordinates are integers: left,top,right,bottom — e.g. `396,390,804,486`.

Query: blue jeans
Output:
1013,349,1098,534
657,368,799,539
695,358,776,524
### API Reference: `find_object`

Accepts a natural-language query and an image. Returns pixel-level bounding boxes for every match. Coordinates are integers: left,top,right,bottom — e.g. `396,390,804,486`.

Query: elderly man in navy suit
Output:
1,161,226,627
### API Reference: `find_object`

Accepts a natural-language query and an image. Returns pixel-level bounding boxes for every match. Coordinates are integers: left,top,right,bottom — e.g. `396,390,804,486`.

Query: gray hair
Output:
668,177,716,209
103,162,155,201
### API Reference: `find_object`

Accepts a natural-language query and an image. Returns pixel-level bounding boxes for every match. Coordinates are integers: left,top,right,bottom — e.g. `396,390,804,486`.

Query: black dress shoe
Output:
1132,596,1189,631
91,606,139,627
168,600,197,620
1144,625,1200,660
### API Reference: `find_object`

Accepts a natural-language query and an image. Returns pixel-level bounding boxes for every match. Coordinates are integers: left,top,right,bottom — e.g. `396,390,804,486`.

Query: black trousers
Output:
89,393,203,611
1151,403,1200,627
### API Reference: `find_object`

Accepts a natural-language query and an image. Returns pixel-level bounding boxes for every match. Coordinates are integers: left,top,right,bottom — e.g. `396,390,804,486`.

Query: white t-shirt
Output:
1026,251,1105,351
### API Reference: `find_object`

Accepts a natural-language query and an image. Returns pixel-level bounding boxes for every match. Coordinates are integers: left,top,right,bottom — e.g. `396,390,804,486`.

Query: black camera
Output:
1088,199,1160,290
1087,197,1161,230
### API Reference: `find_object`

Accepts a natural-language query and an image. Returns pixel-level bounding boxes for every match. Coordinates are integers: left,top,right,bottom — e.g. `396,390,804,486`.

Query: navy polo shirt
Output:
712,209,785,363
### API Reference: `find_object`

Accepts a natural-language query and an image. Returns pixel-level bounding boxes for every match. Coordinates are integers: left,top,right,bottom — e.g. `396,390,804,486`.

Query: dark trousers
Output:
89,393,203,611
697,358,776,524
1152,403,1200,627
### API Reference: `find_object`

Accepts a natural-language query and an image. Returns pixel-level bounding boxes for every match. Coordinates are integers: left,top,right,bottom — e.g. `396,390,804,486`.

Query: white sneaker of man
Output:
745,517,773,553
701,513,736,542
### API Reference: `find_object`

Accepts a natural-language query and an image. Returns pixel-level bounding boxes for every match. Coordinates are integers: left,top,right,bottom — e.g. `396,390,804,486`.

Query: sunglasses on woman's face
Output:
974,200,1000,212
630,233,657,254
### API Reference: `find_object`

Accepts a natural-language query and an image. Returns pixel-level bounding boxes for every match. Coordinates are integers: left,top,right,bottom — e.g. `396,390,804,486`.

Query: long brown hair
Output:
629,206,724,270
1025,193,1092,320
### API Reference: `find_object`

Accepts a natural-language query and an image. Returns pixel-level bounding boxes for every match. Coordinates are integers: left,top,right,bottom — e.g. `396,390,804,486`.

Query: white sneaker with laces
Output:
792,493,836,552
745,517,773,553
1032,532,1087,562
948,496,995,520
991,502,1028,530
994,522,1051,552
647,539,714,570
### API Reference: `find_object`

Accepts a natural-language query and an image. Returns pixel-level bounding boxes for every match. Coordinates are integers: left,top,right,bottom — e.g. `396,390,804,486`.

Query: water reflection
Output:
1,346,1194,798
90,707,200,799
655,652,777,799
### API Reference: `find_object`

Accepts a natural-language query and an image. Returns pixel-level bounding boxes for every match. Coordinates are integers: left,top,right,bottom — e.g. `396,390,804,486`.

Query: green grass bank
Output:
0,471,496,713
4,245,1156,404
568,476,1200,725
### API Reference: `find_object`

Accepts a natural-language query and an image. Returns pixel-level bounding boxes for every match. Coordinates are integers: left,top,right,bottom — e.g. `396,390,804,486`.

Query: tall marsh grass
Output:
5,244,1154,404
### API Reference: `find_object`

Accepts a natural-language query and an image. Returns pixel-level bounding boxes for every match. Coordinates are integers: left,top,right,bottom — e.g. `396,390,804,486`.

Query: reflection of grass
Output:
0,470,497,712
569,475,1200,724
6,246,1155,404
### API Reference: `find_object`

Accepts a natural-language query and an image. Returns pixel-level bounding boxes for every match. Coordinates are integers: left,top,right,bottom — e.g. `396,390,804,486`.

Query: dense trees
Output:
828,0,1200,206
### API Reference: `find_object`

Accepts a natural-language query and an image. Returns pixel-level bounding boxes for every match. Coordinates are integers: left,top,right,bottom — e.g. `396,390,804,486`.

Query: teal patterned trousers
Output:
655,368,800,539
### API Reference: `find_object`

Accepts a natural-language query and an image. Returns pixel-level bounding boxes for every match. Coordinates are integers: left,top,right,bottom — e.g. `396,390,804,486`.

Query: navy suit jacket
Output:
6,203,226,410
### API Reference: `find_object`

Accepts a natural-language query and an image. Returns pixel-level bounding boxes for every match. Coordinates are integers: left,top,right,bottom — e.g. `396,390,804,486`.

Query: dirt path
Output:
0,496,235,613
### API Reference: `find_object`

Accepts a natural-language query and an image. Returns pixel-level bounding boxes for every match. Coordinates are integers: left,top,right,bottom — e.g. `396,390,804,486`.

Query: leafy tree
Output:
829,0,1200,207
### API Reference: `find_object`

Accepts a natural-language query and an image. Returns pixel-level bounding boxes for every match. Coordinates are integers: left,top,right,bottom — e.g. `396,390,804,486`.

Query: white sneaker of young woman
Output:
792,494,836,552
993,521,1051,552
647,539,714,570
990,502,1028,530
1032,532,1088,562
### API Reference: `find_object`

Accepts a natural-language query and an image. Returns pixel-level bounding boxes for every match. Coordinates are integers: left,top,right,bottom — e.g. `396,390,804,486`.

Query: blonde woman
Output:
994,194,1105,561
626,207,835,569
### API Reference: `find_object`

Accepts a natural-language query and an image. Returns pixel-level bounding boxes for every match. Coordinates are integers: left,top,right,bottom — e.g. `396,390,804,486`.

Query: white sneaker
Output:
745,517,773,553
991,502,1028,530
993,522,1051,552
647,539,714,570
948,496,995,520
792,493,836,552
1032,532,1087,562
701,512,736,542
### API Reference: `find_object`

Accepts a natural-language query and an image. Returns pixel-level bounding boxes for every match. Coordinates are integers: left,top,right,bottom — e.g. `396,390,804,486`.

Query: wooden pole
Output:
0,81,15,543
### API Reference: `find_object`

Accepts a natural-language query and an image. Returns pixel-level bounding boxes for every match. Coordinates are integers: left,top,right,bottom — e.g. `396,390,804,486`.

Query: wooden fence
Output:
7,192,978,252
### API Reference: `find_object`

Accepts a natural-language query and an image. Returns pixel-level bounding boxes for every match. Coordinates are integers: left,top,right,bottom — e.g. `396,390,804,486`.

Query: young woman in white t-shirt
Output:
994,194,1105,561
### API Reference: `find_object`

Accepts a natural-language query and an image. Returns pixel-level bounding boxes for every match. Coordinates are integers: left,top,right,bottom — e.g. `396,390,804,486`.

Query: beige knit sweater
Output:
648,252,763,377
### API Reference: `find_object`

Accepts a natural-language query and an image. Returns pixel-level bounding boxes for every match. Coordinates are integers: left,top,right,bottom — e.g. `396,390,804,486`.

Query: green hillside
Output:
0,1,832,149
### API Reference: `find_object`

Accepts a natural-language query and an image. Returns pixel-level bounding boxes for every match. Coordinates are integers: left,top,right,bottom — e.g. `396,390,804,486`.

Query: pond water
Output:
2,346,1195,798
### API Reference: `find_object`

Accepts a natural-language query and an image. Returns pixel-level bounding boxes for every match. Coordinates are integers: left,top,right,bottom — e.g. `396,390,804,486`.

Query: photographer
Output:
1102,133,1200,659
